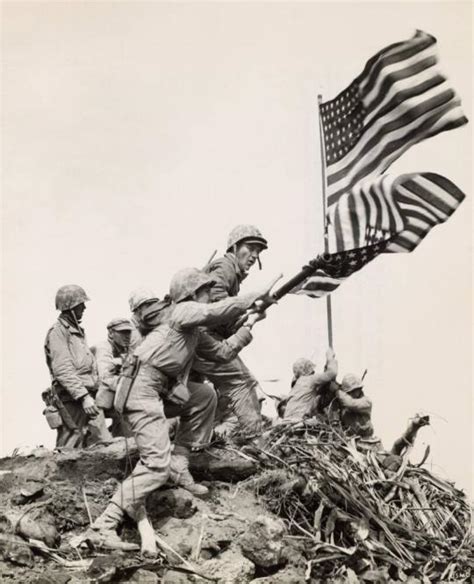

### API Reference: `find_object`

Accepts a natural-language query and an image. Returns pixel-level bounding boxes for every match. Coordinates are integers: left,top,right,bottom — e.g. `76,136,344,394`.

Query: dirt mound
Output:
0,427,471,583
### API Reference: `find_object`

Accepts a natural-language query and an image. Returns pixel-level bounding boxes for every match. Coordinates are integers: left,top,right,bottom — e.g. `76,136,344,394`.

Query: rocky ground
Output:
0,439,305,584
0,426,472,583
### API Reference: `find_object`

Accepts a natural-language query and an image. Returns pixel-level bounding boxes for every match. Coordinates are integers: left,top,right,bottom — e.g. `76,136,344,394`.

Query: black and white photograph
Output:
1,1,472,582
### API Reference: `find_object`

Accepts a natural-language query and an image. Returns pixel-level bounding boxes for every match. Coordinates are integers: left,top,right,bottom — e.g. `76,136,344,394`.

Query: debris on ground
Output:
0,419,472,583
244,418,473,582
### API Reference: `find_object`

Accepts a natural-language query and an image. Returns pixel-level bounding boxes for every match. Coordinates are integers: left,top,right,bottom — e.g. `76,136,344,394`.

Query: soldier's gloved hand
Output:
81,394,100,417
326,347,336,359
256,273,283,305
244,310,266,329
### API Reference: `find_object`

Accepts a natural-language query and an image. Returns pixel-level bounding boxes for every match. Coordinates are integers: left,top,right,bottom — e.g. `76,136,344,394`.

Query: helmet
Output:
129,288,159,312
226,225,268,252
292,358,315,378
55,285,90,311
107,317,133,332
341,374,364,393
169,268,215,303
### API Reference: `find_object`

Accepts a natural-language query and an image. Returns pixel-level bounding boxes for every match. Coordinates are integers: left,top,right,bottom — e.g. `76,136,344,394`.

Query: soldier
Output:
335,374,374,438
95,318,134,437
89,268,275,556
44,285,111,448
128,288,160,344
283,349,338,422
192,224,269,441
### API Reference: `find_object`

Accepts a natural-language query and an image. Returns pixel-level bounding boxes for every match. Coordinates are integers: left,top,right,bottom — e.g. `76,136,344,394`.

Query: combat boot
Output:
81,503,138,551
169,451,208,496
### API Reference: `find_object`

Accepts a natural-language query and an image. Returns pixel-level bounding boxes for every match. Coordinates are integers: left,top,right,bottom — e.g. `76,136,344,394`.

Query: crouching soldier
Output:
88,268,276,557
335,374,374,438
95,318,135,437
283,348,338,422
128,288,160,344
44,285,111,448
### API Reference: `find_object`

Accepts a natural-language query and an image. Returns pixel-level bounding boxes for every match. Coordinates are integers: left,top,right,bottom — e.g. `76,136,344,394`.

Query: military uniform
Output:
101,272,260,521
284,354,338,422
45,316,110,447
336,374,374,438
192,252,264,437
95,318,136,437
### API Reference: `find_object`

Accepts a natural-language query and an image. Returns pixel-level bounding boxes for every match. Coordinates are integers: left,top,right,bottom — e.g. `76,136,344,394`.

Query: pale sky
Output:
1,2,472,494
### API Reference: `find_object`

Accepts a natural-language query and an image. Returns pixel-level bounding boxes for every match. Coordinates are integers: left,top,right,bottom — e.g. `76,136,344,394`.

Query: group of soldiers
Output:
43,224,375,556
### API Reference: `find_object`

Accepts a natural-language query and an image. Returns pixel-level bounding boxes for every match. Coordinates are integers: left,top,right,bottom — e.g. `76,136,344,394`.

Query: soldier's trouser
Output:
193,355,262,437
111,380,216,518
56,401,111,448
105,409,134,438
88,411,112,443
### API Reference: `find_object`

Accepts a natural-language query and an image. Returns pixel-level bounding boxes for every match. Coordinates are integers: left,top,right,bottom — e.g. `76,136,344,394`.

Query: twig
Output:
193,514,207,561
81,486,93,526
155,533,211,581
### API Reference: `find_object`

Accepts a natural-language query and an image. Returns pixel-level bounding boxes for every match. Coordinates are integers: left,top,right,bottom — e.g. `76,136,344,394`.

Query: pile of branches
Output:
246,419,472,582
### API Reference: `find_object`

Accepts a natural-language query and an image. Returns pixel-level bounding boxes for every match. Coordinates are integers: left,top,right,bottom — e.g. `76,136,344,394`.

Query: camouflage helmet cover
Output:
226,224,268,252
129,288,159,312
55,285,90,311
341,373,364,393
292,357,315,378
169,268,216,303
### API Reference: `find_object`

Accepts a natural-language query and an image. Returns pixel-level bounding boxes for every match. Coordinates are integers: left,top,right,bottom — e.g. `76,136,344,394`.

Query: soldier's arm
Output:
195,326,253,363
171,293,260,329
96,343,120,392
310,351,338,388
336,391,372,413
47,328,90,401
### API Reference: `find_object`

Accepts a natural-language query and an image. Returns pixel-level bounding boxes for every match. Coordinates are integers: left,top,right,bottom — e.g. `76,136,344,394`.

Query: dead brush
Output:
247,420,473,581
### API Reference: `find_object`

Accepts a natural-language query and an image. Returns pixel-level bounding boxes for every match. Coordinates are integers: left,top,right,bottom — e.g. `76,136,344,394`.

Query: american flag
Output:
320,30,468,209
327,172,466,253
291,237,394,299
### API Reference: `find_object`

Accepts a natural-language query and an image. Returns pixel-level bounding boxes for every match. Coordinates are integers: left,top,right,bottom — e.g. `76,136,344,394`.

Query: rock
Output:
0,532,35,567
161,569,195,584
52,440,256,484
11,446,52,458
1,509,60,548
189,449,257,482
11,480,45,505
249,567,306,583
17,513,60,548
154,517,200,559
128,568,159,583
87,555,124,582
238,515,287,569
32,573,72,584
149,488,197,519
200,548,255,583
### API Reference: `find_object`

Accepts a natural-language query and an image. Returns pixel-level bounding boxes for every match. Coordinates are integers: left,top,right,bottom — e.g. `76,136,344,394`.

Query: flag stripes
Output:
291,238,393,299
320,31,468,208
327,173,465,253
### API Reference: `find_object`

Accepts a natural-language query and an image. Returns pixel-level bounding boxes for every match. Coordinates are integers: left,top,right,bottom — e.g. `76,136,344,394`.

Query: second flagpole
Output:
317,94,334,348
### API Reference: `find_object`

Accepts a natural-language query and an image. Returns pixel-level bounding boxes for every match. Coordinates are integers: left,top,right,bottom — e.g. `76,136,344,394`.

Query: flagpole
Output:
317,94,334,348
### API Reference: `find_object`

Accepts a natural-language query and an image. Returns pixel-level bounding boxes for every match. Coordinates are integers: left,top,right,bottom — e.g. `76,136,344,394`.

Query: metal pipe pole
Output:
317,94,334,348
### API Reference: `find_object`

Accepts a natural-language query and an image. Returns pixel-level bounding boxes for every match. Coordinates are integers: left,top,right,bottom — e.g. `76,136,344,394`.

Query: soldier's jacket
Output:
338,392,374,437
284,354,338,421
44,317,97,402
204,252,247,337
133,293,259,390
95,340,125,393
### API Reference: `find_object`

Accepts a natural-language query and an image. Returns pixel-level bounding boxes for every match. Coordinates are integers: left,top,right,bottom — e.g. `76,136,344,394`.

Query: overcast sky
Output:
1,2,472,494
